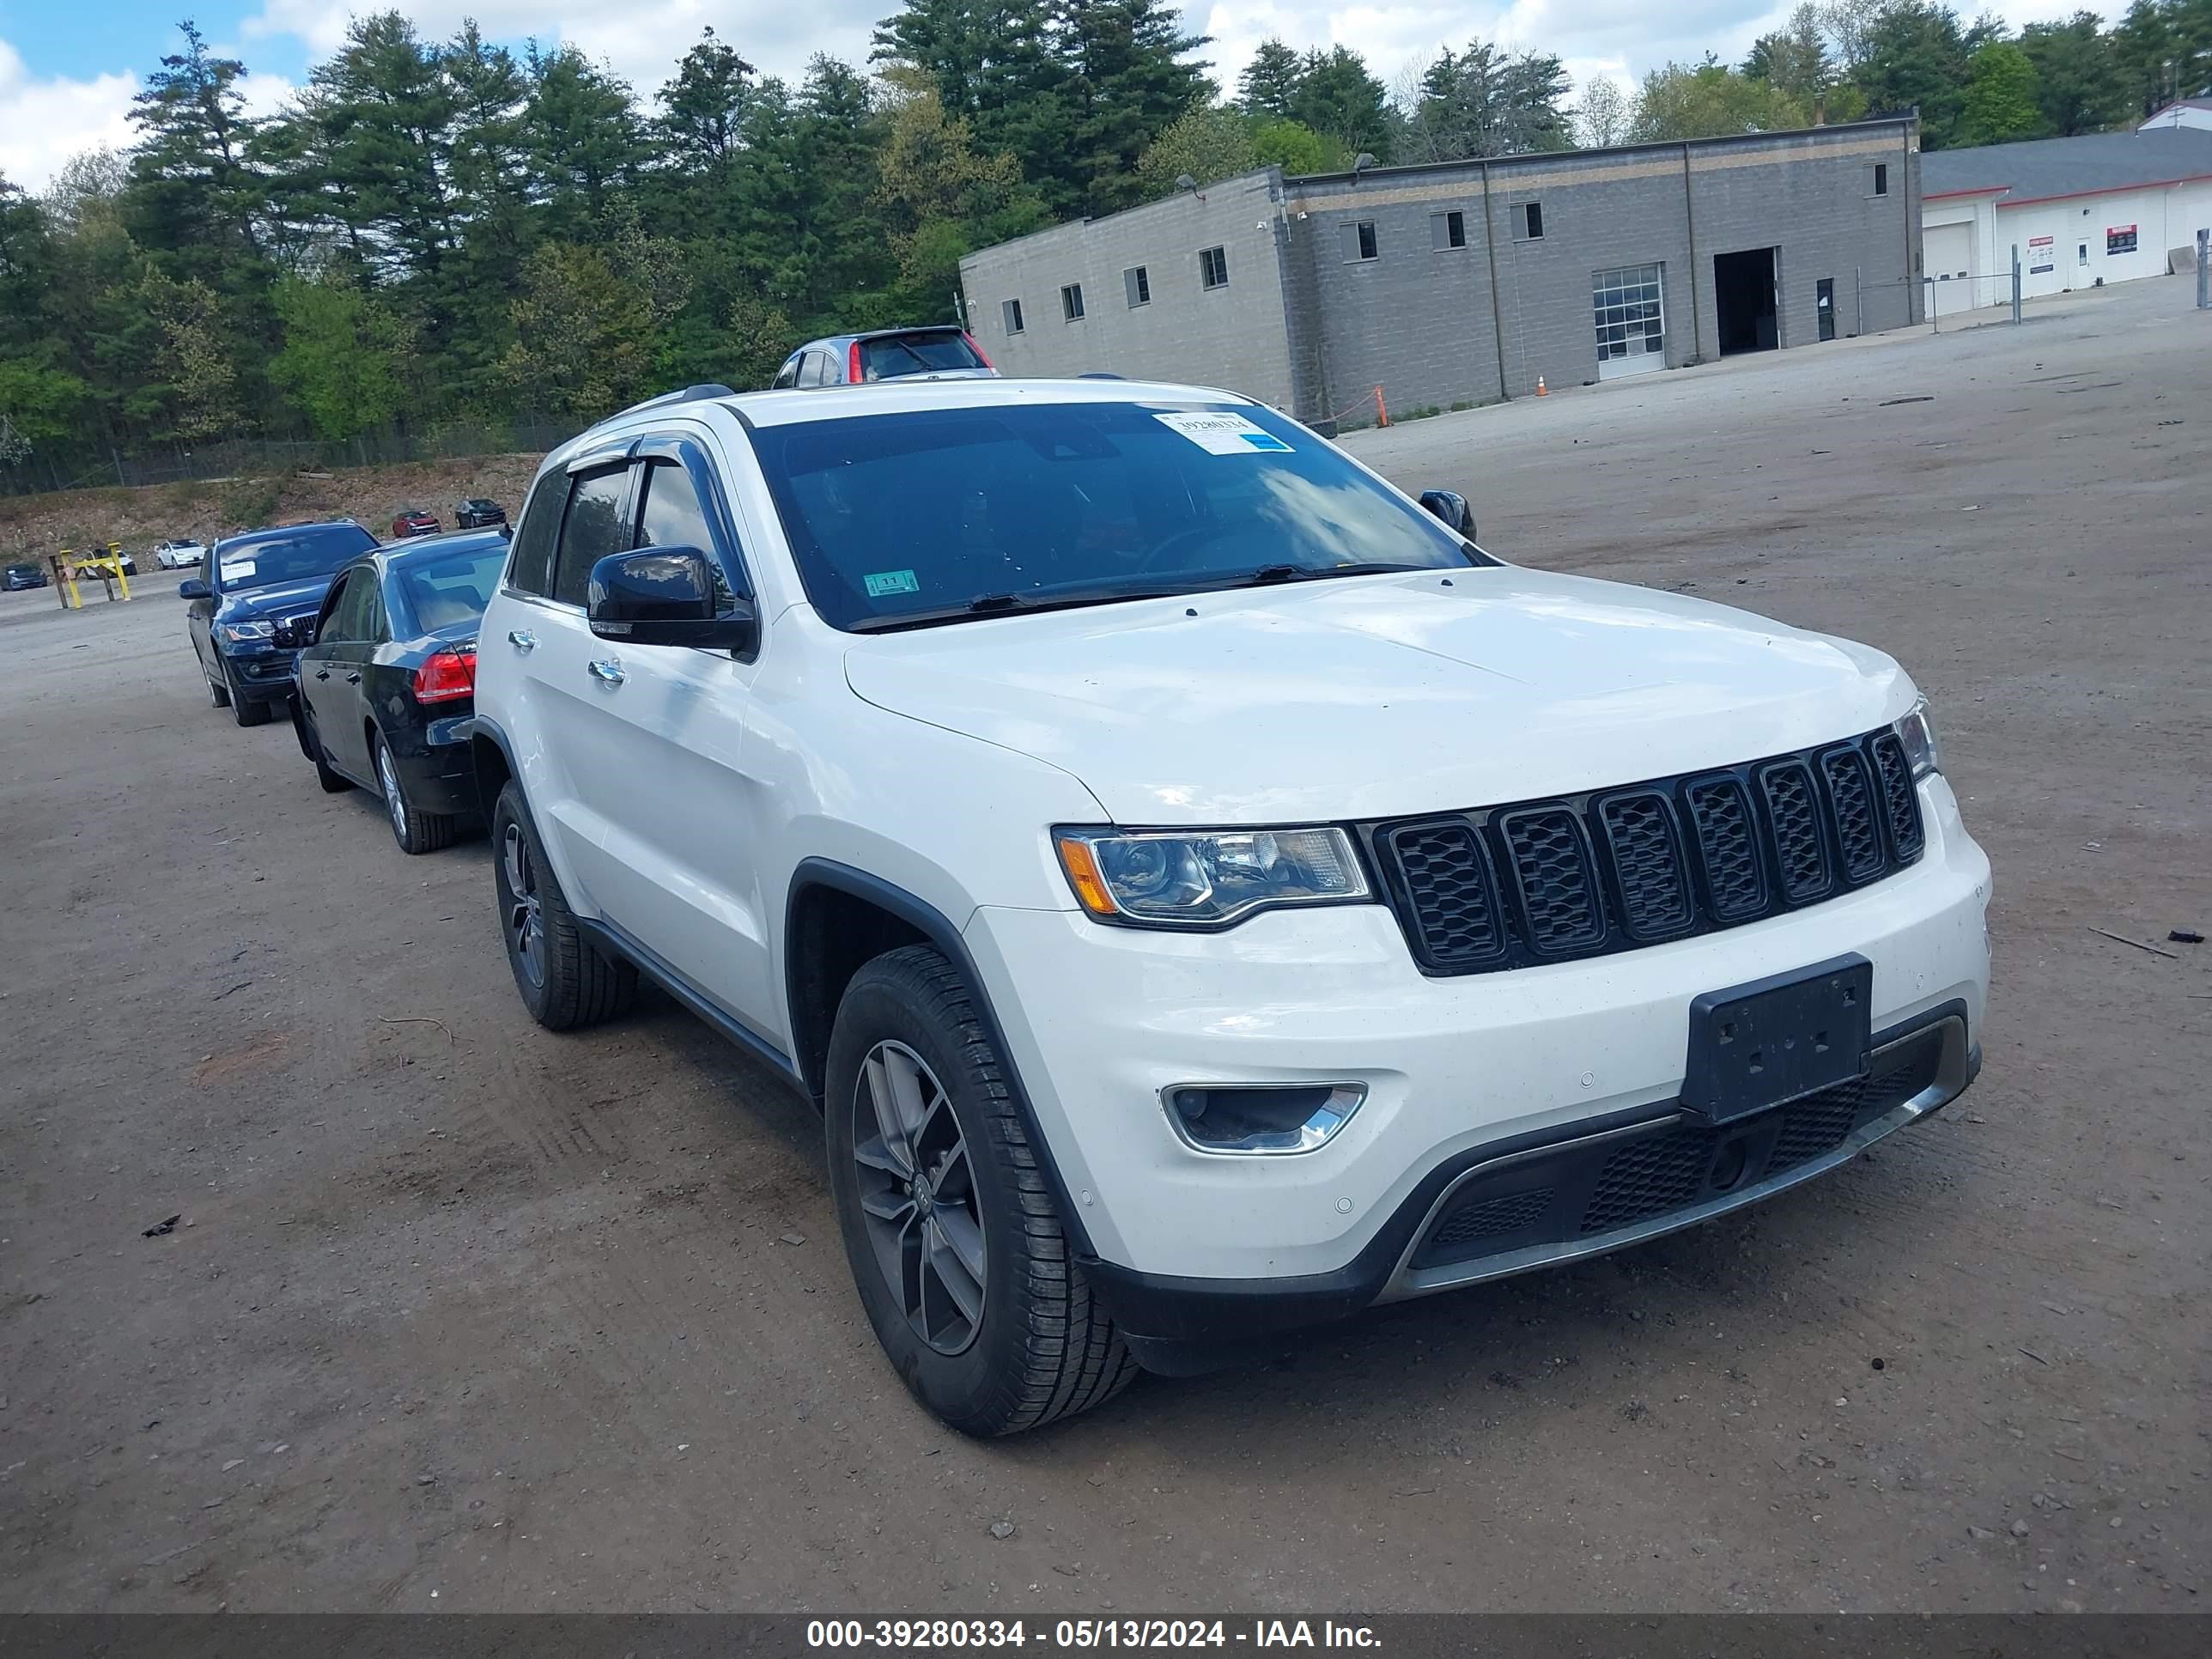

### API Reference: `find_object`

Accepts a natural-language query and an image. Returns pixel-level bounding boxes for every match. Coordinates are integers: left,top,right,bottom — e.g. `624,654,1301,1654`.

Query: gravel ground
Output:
2,281,2205,1614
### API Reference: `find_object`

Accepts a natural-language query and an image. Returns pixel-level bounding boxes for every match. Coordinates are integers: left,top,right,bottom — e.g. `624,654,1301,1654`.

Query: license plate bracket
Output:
1681,954,1872,1123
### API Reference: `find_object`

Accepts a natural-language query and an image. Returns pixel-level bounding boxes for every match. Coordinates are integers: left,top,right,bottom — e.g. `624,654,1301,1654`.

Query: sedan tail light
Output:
412,646,476,703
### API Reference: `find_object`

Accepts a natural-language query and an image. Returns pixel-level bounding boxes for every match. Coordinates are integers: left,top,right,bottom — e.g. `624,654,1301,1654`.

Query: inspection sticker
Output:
1155,411,1292,454
219,560,256,580
864,568,921,598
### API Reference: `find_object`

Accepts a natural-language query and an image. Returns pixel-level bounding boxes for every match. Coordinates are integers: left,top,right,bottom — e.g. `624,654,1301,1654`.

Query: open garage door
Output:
1925,222,1975,318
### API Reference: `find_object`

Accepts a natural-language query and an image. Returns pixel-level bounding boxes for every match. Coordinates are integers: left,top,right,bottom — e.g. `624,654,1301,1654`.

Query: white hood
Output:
842,569,1915,825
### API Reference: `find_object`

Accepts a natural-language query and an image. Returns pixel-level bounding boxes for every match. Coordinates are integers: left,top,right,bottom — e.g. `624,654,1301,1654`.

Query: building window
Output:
1871,163,1889,197
1199,245,1229,289
1512,201,1544,240
1431,210,1467,251
1124,265,1151,307
1060,283,1085,321
1001,298,1024,335
1343,221,1378,262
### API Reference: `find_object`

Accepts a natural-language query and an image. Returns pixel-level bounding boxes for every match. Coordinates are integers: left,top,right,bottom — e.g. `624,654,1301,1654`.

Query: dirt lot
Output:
2,282,2206,1614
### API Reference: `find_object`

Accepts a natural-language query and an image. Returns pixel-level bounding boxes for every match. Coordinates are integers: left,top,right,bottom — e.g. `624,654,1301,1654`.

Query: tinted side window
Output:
550,467,632,607
319,573,359,641
773,357,799,390
506,472,563,596
363,582,390,643
637,457,738,606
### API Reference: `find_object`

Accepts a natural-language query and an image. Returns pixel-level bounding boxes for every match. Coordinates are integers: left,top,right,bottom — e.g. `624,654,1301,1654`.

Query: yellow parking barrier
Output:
53,542,133,605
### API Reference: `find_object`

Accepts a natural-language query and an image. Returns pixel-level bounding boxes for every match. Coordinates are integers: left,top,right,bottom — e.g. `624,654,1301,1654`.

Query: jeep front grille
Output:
1364,725,1926,976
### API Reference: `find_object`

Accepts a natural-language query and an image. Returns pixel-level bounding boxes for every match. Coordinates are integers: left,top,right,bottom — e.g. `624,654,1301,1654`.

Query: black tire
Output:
232,689,272,727
374,732,455,854
208,672,231,709
299,705,351,793
825,945,1137,1436
489,781,635,1030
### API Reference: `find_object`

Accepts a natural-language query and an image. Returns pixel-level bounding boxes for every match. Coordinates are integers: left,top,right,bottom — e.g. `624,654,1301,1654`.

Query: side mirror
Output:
587,547,757,653
179,578,210,599
1419,489,1477,542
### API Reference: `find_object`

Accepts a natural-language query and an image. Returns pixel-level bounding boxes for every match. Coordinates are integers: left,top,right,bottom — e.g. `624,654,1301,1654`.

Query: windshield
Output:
858,331,986,381
394,542,508,632
752,402,1479,630
216,526,376,593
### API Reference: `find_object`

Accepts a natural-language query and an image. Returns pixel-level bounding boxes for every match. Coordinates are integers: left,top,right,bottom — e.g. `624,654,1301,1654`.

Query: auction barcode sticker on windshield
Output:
219,560,255,580
1155,410,1292,454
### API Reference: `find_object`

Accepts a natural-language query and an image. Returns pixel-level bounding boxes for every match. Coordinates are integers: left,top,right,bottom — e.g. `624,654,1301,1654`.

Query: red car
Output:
390,508,441,539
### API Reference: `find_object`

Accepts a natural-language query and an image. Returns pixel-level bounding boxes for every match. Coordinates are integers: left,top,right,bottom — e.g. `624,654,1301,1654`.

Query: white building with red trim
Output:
1920,129,2212,316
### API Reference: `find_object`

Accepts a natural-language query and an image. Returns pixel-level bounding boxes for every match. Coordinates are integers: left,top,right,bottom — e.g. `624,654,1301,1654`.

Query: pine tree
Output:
1238,40,1304,118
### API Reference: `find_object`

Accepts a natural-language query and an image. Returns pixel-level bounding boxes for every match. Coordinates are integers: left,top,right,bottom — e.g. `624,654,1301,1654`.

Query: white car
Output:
155,539,207,570
465,379,1992,1437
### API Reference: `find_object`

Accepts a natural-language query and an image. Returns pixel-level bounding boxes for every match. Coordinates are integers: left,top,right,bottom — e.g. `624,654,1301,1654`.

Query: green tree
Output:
1055,0,1212,214
146,274,246,440
1252,118,1332,173
125,21,269,294
499,242,654,420
1403,40,1573,161
872,79,1041,310
268,275,415,440
1744,7,1835,99
1134,104,1258,196
1237,40,1304,118
1630,57,1811,143
1853,3,1983,149
2020,13,2131,137
1959,41,2045,145
1291,46,1396,162
524,42,646,242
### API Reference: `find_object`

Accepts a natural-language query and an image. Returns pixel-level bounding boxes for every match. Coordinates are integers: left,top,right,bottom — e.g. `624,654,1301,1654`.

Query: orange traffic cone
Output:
1535,375,1548,396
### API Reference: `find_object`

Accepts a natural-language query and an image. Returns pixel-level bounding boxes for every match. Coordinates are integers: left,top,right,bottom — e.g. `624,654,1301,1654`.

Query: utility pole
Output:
2011,245,2022,325
2198,228,2209,310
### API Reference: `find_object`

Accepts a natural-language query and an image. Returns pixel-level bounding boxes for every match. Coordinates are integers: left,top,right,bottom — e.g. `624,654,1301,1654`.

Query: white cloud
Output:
0,40,138,191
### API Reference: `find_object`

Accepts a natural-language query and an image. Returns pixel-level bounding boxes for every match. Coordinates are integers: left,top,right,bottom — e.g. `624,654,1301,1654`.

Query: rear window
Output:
393,542,509,633
751,402,1474,631
214,525,377,592
857,331,986,381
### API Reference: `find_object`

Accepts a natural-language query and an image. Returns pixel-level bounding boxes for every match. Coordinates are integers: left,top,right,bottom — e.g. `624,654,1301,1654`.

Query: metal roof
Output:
1923,128,2212,204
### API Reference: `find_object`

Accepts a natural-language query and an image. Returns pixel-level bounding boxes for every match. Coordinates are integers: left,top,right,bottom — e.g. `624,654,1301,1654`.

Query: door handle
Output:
344,672,362,684
314,668,330,680
507,629,537,653
587,658,625,686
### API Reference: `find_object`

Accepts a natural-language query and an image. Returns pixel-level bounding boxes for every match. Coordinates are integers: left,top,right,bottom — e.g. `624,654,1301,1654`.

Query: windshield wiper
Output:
1221,561,1438,587
847,586,1177,633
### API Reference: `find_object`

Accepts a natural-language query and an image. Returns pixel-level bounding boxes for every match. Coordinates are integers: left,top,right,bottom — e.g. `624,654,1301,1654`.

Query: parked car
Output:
769,326,996,389
465,379,1991,1437
289,530,506,854
454,497,507,530
179,520,380,726
5,562,49,590
390,508,441,539
154,539,208,570
74,550,137,577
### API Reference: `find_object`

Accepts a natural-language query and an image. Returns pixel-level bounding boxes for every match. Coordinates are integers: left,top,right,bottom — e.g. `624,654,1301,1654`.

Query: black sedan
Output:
179,520,380,725
289,530,507,854
454,497,507,530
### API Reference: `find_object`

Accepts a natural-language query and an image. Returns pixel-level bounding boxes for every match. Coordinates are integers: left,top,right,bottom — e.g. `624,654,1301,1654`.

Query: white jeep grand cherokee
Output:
468,377,1991,1436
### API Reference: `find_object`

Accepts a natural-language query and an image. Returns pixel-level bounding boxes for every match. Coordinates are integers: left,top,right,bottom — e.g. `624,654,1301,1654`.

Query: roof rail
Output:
612,382,740,418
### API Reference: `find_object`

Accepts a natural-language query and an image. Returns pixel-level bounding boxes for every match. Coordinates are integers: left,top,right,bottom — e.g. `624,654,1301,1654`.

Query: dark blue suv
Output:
179,521,379,726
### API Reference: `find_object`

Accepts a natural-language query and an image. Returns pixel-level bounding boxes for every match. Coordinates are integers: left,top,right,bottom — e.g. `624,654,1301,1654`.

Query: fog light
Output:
1162,1082,1366,1155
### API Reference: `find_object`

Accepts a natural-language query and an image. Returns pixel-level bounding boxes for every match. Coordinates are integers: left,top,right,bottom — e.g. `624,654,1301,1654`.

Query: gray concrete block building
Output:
959,118,1925,422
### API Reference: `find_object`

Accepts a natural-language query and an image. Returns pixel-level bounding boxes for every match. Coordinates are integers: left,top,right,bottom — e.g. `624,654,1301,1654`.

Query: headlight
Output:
219,620,275,644
1054,827,1370,927
1893,697,1942,779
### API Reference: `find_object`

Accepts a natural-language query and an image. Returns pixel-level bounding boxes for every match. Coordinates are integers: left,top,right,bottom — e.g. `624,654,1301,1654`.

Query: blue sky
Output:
3,2,2101,191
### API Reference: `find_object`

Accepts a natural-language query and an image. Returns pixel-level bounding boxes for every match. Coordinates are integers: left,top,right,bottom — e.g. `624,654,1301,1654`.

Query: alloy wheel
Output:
851,1040,987,1356
377,742,408,842
501,823,546,988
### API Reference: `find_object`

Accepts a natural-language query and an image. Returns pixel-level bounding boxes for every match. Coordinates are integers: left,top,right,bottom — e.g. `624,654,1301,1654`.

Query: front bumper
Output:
962,776,1991,1334
226,648,302,702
